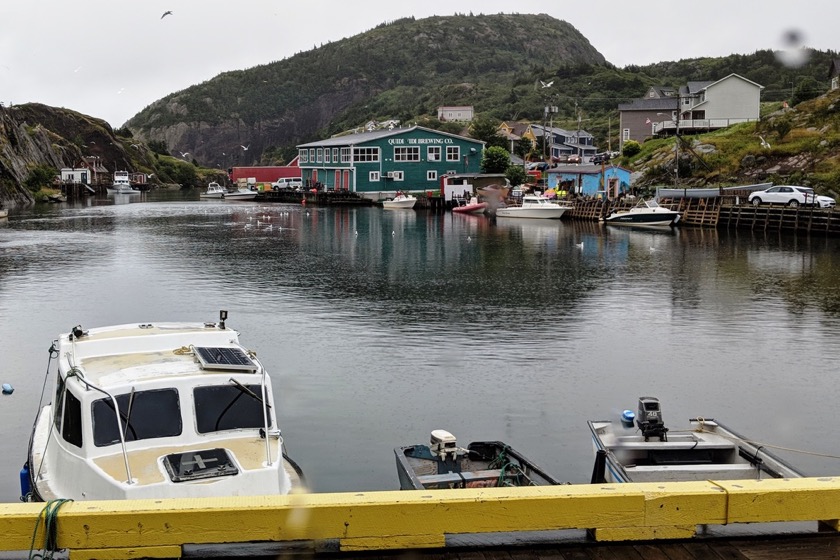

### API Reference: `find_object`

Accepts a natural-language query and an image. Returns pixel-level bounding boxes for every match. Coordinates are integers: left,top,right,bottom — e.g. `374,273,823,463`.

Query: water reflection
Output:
2,195,840,498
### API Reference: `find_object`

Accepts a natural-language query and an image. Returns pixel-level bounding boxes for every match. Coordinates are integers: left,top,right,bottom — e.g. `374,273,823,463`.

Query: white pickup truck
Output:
271,177,303,191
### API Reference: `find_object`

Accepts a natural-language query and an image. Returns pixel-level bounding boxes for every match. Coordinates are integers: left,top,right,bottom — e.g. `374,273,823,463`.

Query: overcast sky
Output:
1,1,835,128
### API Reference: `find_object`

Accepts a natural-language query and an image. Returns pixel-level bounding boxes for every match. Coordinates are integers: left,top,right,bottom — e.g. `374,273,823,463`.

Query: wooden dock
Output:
6,478,840,559
563,196,840,235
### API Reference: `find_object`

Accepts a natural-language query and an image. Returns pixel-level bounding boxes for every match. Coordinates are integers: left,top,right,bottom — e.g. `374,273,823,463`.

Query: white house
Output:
618,74,763,150
437,106,474,122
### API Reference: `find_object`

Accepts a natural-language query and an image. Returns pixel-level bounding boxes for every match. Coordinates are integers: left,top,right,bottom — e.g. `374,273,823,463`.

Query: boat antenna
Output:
219,310,227,329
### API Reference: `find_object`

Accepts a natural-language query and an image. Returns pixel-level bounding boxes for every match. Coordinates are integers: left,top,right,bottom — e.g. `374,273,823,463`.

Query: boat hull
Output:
604,211,679,226
495,207,567,219
382,197,416,209
199,191,257,201
588,418,804,484
452,202,487,215
395,440,562,490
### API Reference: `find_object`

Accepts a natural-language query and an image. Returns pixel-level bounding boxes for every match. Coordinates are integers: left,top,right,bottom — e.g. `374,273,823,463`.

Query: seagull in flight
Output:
161,10,173,19
759,135,771,149
240,144,250,151
179,151,190,158
130,143,141,149
540,80,554,88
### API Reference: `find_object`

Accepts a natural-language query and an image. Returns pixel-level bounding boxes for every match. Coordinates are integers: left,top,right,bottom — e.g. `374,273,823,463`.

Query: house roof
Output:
548,164,630,175
618,98,679,111
648,86,677,98
829,59,840,79
531,124,594,139
297,125,483,148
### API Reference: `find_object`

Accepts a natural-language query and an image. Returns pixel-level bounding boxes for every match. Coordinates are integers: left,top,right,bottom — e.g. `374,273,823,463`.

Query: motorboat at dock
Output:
23,310,305,501
452,196,488,215
495,194,570,219
382,192,417,209
588,397,804,484
106,171,139,195
199,182,258,201
603,198,680,227
395,429,563,489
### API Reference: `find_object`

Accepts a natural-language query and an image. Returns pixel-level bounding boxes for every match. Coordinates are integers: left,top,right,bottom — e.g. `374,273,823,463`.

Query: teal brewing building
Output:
297,126,484,199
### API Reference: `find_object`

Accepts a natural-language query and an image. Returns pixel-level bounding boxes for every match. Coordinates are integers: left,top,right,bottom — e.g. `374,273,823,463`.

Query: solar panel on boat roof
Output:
194,347,258,372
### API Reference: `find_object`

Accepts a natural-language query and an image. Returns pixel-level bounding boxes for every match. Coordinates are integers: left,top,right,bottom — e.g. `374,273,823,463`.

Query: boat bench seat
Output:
417,469,503,488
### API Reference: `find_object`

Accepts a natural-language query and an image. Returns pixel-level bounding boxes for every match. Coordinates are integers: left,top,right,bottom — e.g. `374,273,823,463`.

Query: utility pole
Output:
674,97,680,186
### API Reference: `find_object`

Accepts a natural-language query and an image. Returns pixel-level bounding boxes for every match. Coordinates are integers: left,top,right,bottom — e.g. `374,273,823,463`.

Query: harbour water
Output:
2,190,840,502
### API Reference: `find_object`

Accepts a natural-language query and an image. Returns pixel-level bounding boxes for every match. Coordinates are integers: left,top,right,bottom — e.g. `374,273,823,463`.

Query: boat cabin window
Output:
92,388,182,447
194,384,271,434
52,375,66,432
62,390,83,448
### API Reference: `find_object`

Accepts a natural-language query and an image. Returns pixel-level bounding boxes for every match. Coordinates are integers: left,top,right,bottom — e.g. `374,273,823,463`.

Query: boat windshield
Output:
92,388,182,447
194,384,271,434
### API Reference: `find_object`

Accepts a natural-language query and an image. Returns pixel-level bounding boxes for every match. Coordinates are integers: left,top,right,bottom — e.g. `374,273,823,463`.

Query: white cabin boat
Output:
23,311,304,501
588,397,804,484
495,195,570,219
106,171,138,195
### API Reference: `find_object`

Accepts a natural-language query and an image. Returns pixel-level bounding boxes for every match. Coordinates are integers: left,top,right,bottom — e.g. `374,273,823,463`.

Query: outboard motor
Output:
430,430,458,462
636,396,668,441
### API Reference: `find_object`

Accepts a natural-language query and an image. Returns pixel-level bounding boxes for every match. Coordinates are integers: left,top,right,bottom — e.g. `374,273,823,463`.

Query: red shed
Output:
229,157,300,183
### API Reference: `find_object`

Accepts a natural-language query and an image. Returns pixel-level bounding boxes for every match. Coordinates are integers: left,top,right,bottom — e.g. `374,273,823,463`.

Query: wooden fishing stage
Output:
566,193,840,235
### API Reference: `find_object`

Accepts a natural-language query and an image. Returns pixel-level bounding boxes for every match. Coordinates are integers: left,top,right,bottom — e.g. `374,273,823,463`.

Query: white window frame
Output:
369,171,380,181
427,146,441,162
353,147,380,162
446,146,460,162
340,148,351,163
622,128,630,141
299,149,309,163
394,146,420,162
316,148,323,163
427,170,437,181
332,148,339,162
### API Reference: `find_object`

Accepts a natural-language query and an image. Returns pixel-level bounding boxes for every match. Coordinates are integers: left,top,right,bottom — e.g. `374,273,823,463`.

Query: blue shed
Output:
546,164,632,198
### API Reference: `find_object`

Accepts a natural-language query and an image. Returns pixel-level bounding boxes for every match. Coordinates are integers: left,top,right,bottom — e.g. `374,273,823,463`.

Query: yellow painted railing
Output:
3,477,840,559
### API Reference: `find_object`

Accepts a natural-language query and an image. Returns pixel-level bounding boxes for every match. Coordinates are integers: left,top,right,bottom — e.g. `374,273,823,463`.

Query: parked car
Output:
591,152,611,164
272,177,303,191
567,154,582,164
526,161,549,171
748,185,835,208
798,187,837,208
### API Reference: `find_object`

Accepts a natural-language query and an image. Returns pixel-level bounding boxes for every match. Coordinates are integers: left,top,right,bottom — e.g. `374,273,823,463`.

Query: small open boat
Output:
395,430,563,489
23,311,305,501
588,397,804,483
382,192,417,209
452,196,488,215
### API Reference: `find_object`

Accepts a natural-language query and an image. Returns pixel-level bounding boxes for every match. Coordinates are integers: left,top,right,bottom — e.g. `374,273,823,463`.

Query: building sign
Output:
388,137,455,145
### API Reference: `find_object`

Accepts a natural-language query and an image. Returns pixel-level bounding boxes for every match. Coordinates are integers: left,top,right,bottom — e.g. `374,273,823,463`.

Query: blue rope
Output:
28,498,73,560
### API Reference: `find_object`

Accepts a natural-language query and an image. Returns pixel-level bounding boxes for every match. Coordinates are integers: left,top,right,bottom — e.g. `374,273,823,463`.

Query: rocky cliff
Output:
0,104,158,206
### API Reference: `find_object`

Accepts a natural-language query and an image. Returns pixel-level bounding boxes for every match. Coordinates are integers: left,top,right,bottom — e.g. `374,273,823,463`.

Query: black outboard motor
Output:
636,396,668,441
